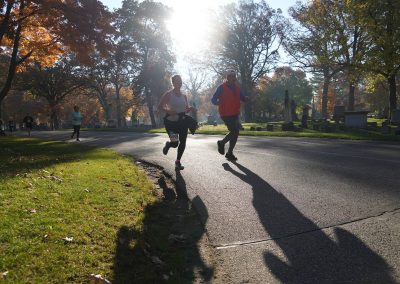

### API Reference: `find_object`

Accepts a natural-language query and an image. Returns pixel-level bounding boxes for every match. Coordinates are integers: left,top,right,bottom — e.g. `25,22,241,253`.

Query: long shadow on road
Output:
222,162,395,283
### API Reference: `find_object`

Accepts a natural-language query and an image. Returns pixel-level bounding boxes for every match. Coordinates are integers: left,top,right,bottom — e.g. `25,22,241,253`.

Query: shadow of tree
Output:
222,162,395,283
0,137,104,178
113,169,213,283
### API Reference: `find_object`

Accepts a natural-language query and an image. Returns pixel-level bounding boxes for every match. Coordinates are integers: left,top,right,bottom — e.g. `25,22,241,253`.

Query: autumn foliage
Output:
0,0,114,103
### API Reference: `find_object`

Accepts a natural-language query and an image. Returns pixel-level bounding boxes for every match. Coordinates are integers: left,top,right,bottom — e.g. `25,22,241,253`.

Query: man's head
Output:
226,70,237,85
74,106,79,112
171,74,182,89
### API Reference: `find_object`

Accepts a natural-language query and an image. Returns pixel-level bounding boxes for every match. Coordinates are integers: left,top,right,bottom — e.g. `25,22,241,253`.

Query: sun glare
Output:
166,1,214,56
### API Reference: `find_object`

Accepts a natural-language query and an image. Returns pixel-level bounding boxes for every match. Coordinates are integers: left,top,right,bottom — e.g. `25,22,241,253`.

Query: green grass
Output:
0,137,209,283
84,118,399,141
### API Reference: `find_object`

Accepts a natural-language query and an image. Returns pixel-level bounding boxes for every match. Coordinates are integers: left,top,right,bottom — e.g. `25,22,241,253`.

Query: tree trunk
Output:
145,87,156,127
95,91,112,121
0,0,14,45
388,73,397,120
104,105,112,122
0,12,22,105
115,86,122,127
347,84,355,111
242,82,253,122
321,69,330,119
50,110,59,130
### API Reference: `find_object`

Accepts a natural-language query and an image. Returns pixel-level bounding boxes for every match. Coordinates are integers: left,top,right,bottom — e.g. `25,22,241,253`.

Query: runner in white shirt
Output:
158,75,195,170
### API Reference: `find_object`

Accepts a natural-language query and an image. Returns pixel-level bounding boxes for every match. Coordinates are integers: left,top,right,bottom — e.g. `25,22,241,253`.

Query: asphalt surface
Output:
20,130,400,283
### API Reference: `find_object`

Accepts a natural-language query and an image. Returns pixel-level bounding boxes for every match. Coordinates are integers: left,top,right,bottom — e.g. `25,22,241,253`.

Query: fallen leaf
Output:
84,188,90,193
63,236,73,243
151,256,164,265
168,233,186,241
89,274,111,284
30,209,37,214
44,175,63,182
1,271,8,278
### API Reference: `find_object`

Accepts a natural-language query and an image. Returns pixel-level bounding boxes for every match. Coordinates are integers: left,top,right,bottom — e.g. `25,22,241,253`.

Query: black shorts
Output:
26,123,33,129
164,119,187,136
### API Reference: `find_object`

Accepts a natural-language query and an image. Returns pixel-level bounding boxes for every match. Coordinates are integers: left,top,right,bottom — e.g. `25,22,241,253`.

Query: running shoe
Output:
217,140,225,155
175,161,184,170
163,142,170,155
225,152,237,161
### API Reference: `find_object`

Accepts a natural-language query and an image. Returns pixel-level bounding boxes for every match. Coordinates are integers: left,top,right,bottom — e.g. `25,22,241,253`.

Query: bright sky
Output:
101,0,297,74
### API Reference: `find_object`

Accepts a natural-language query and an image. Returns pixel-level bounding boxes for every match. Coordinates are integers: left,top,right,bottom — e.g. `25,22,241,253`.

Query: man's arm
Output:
240,90,249,102
211,85,223,105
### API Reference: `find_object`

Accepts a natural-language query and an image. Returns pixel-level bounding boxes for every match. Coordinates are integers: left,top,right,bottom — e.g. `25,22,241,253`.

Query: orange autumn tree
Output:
316,83,336,116
0,0,114,108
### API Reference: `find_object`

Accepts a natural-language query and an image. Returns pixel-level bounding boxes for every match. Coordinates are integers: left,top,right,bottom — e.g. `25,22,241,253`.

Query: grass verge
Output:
83,120,399,141
0,137,213,283
148,123,400,141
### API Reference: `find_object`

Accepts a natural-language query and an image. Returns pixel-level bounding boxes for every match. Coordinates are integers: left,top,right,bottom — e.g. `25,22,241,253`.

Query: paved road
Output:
24,131,400,283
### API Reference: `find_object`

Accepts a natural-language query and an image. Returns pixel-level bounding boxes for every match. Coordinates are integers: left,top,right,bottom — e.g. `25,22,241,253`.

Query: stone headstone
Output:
282,121,295,131
284,90,292,123
291,99,298,121
381,124,391,134
333,106,345,122
344,111,369,128
301,105,311,128
391,109,400,125
321,122,333,133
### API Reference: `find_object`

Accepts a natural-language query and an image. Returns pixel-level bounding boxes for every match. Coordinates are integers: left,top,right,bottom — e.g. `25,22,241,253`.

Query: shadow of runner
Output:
113,170,213,283
222,162,395,283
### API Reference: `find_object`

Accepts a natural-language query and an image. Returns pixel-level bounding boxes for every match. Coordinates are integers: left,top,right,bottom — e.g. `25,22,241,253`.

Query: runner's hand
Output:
186,106,196,112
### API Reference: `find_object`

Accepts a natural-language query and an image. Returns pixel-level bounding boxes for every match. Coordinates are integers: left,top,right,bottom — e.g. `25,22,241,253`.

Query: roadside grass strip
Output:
149,123,400,141
0,137,156,283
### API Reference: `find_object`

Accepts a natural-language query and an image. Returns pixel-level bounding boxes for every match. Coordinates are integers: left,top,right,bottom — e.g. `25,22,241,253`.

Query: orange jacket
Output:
212,82,243,117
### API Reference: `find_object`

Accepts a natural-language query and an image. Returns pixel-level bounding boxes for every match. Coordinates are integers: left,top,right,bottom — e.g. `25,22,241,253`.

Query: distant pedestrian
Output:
71,106,83,141
158,74,196,170
8,119,15,133
211,70,249,161
0,119,5,136
23,113,34,136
